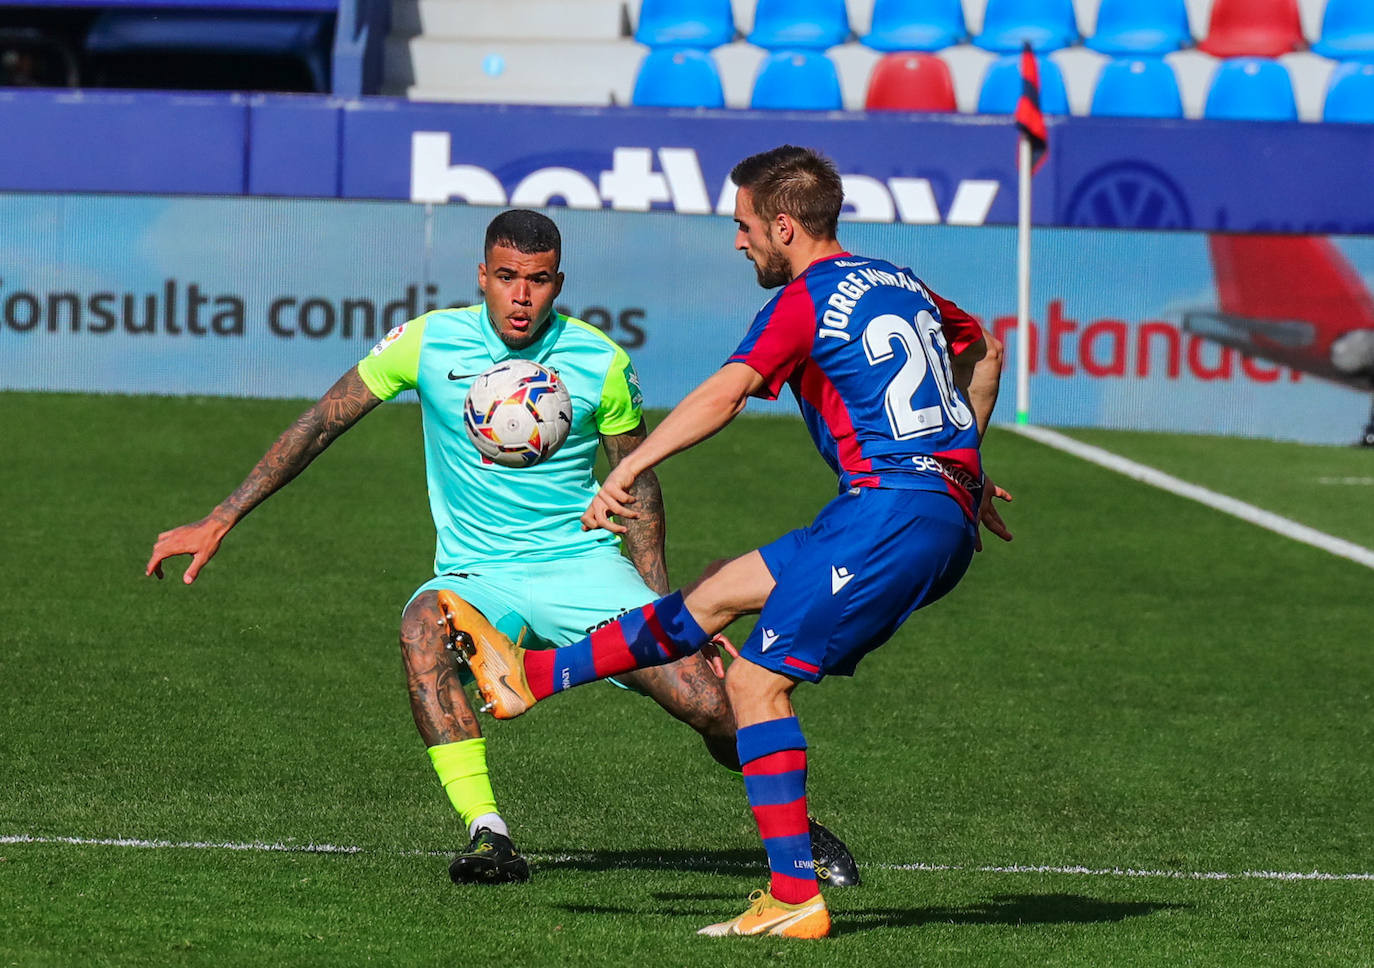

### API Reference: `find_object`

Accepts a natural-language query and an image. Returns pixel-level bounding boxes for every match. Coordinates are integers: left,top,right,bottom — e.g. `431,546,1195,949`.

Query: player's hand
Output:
581,463,640,534
975,478,1014,552
700,633,738,679
145,515,230,584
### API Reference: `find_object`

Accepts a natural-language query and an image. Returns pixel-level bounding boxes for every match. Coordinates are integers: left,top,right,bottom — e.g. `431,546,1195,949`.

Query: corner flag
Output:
1015,43,1048,173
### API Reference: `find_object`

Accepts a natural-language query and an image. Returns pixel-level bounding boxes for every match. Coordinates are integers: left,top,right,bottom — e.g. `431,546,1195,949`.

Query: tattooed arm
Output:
146,366,383,584
601,420,669,595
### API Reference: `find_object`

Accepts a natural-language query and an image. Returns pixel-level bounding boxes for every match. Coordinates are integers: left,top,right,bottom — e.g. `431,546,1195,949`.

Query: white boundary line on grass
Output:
1009,425,1374,571
5,834,1373,883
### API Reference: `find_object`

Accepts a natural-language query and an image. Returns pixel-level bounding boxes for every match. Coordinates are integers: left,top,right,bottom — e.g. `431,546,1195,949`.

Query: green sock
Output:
428,739,501,833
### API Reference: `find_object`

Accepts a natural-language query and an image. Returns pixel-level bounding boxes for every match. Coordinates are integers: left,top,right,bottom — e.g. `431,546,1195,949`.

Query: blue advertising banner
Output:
3,92,1373,232
2,193,1370,445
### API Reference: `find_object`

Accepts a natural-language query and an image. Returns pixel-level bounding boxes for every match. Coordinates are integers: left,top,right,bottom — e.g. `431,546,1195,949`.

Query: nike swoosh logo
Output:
448,370,479,381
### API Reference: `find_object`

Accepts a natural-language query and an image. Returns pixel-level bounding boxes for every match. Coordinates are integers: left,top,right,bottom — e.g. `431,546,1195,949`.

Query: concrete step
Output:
388,37,644,105
391,0,627,41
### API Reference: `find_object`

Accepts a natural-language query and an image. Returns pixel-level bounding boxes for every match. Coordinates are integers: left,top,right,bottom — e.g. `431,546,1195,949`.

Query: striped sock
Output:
523,591,707,700
738,717,818,905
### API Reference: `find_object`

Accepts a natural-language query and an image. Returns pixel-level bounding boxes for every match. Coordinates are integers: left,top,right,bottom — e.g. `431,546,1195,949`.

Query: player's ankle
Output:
468,813,508,839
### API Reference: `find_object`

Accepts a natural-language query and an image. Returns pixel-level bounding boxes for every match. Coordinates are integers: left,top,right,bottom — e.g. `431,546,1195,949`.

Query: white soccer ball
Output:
463,360,573,467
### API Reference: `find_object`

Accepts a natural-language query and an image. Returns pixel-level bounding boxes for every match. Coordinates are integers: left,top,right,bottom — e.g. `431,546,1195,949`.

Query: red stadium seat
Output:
1198,0,1304,58
864,53,957,111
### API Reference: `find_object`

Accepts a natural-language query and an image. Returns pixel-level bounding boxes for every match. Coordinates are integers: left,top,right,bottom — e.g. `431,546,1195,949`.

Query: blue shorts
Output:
742,487,976,683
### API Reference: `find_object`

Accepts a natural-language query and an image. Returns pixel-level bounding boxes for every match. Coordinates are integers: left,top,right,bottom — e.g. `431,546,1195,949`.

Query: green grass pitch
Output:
2,391,1372,967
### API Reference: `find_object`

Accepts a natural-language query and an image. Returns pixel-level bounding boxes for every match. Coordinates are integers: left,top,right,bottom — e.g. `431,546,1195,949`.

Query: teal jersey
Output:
357,304,644,573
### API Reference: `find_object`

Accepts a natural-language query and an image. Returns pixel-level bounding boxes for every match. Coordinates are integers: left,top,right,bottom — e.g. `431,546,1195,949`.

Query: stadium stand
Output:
750,48,844,108
1324,60,1374,123
1198,0,1304,58
0,26,79,87
977,50,1069,112
1086,0,1191,55
862,0,967,51
84,10,334,93
632,46,725,105
635,0,735,48
974,0,1080,53
1312,0,1374,60
747,0,850,49
1090,55,1183,117
2,0,1368,125
1203,56,1298,120
864,51,958,110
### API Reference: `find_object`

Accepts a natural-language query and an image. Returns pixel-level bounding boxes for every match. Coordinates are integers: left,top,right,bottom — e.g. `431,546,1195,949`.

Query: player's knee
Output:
399,592,447,658
725,658,790,707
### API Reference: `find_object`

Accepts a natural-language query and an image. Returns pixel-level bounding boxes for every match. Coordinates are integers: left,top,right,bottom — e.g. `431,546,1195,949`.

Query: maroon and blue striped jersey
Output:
727,252,985,519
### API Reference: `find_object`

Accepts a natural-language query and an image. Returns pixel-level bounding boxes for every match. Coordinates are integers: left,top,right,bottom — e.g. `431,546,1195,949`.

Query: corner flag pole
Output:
1012,43,1046,427
1016,135,1032,426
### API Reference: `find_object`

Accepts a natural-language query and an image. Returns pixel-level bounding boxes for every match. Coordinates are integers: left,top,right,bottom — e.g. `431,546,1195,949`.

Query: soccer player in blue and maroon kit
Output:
455,146,1011,937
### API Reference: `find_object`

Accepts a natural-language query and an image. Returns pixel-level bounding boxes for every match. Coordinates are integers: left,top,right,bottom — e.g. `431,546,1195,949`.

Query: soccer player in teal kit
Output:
147,210,858,886
455,150,1011,935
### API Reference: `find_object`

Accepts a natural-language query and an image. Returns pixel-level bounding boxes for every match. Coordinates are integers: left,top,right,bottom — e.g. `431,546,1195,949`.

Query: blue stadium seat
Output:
1312,0,1374,61
975,0,1079,53
635,0,735,49
863,0,967,52
1203,57,1297,121
748,0,850,50
976,52,1069,113
1090,57,1183,117
1324,61,1374,123
750,50,844,109
1087,0,1192,56
84,10,331,92
632,48,725,107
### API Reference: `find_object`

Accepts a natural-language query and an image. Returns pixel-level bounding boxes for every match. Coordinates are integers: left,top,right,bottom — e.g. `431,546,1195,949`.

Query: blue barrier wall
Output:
1,92,1372,231
2,192,1369,444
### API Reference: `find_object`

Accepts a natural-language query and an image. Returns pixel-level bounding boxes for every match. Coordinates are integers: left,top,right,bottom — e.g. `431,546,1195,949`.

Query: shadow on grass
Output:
538,848,763,878
556,888,1188,935
830,893,1189,936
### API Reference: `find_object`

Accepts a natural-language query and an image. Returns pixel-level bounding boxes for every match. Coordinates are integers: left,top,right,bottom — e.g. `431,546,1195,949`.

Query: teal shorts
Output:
408,553,657,652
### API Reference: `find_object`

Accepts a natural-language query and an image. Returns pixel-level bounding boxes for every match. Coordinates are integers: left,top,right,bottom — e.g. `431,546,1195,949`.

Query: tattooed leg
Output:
400,592,483,744
618,656,740,770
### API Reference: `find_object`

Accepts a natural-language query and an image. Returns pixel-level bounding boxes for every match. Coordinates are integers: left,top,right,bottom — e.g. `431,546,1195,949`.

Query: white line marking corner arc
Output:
1009,425,1374,571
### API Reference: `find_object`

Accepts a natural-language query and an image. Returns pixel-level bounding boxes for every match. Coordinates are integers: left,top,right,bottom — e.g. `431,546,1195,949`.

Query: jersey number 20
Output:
862,311,974,439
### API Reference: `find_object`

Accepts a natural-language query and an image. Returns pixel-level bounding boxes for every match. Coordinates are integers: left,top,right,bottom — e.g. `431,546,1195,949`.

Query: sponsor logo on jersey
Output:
833,259,870,267
369,324,406,356
830,565,856,594
760,628,779,651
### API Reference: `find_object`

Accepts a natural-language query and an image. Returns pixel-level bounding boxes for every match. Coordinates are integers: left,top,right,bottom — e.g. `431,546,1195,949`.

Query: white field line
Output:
1317,476,1374,486
1009,425,1374,571
4,834,1373,883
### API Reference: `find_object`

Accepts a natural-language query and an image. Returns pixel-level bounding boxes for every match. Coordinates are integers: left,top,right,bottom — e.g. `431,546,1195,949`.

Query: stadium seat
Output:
1198,0,1304,58
1090,57,1184,117
84,10,332,92
632,47,726,106
863,0,967,52
1312,0,1374,60
1087,0,1192,56
975,0,1079,53
1324,61,1374,123
1203,57,1298,120
976,51,1069,113
750,50,844,109
634,0,736,49
864,52,958,110
748,0,850,50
